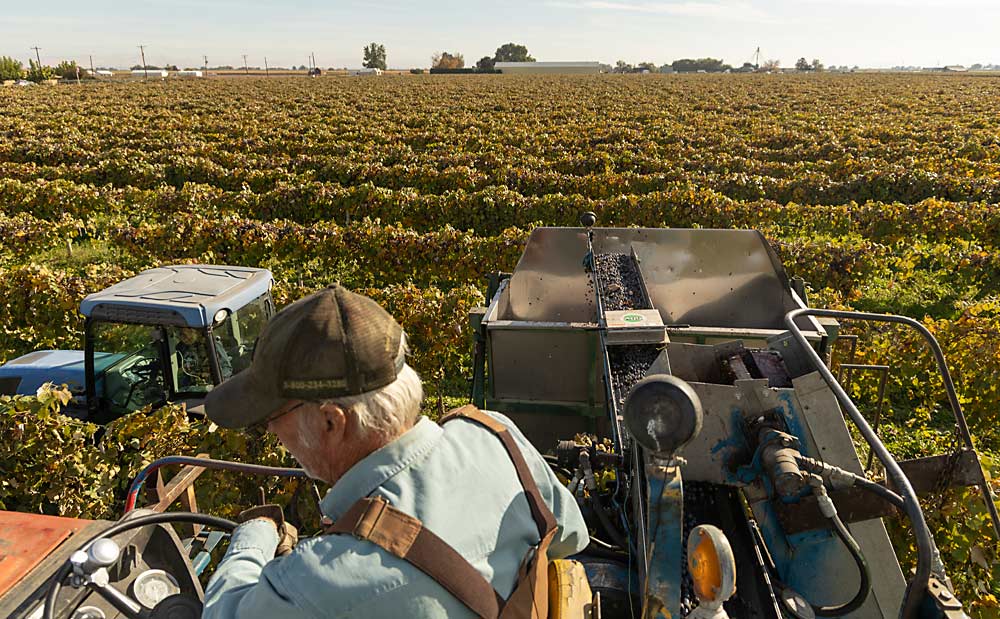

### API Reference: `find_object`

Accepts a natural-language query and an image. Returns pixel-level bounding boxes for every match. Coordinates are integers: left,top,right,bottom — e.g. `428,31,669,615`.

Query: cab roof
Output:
80,265,273,328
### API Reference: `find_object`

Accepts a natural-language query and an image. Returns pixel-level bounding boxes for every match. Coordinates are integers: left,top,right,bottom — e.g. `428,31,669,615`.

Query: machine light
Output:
687,525,737,618
213,309,230,325
623,374,703,457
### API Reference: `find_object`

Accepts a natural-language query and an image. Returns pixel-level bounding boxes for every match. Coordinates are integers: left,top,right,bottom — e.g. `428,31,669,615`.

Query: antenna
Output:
138,44,148,79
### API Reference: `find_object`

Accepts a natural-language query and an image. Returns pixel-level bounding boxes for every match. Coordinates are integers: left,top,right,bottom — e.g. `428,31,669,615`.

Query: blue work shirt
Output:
202,411,590,618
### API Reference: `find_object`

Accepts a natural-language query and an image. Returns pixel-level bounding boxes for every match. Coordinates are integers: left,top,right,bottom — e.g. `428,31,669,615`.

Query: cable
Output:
44,512,236,619
590,493,630,550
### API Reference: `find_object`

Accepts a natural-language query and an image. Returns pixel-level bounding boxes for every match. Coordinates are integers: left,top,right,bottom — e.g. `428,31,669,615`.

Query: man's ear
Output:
319,403,348,438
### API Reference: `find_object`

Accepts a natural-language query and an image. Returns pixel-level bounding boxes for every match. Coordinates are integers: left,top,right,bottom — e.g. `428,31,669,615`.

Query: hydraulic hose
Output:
772,477,871,618
813,511,872,617
43,512,237,619
854,476,906,510
795,454,907,510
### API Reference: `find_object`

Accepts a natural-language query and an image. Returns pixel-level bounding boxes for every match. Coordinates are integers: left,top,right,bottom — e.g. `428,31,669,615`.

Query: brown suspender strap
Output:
326,406,559,619
441,406,559,540
326,496,503,619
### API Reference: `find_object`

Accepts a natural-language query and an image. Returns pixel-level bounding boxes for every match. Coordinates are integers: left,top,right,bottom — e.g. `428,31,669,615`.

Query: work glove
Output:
238,504,299,556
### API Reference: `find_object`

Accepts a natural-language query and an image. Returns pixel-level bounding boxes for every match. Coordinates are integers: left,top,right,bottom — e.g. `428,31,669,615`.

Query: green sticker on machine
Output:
623,313,645,323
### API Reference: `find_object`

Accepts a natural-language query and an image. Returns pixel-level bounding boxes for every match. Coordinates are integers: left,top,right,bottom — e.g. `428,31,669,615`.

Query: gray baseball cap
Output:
205,285,404,429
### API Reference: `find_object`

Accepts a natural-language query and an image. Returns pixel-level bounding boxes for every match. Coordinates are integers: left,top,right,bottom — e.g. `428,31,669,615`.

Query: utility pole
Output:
138,44,148,79
754,46,761,70
203,55,208,72
30,46,42,70
89,54,95,76
264,56,269,77
311,52,316,70
242,54,248,75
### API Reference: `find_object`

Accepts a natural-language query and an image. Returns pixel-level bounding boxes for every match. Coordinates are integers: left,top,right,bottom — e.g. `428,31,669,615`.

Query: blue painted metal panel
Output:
0,350,122,394
79,264,272,328
644,462,684,619
745,391,869,614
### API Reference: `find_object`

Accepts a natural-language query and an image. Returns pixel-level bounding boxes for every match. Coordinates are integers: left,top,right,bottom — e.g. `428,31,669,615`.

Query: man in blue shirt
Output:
202,285,589,618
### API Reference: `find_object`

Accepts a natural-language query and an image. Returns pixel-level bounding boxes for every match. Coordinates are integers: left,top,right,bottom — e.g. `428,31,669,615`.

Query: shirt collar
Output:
321,416,442,521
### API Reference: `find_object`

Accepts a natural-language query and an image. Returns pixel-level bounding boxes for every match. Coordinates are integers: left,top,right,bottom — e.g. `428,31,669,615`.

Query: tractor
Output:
1,221,998,619
0,264,275,424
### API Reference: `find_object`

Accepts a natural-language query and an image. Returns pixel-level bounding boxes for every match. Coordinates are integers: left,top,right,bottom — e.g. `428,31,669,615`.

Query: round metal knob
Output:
579,211,597,228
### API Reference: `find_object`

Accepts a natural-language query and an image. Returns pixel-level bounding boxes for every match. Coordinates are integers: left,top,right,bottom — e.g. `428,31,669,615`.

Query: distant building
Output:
347,68,383,76
130,69,168,78
88,69,114,77
494,61,602,75
175,70,203,78
943,65,968,72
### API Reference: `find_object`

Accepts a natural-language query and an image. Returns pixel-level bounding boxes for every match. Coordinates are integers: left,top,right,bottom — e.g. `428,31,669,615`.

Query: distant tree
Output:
431,52,464,69
795,58,811,71
970,63,984,70
26,59,55,83
493,43,534,63
0,56,24,81
738,62,755,72
54,60,91,80
363,42,387,70
613,60,633,74
671,58,730,73
476,56,495,71
762,59,781,71
637,61,658,73
658,63,673,73
811,58,824,72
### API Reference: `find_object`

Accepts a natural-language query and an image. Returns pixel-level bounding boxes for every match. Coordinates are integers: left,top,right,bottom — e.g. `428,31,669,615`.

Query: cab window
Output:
92,322,167,416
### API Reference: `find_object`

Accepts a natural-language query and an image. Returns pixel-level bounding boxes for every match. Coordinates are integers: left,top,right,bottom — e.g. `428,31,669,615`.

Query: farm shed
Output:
494,61,602,75
130,69,169,78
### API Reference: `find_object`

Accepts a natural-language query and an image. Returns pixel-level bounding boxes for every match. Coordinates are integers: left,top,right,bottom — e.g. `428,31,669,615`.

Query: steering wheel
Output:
43,512,236,619
120,359,160,411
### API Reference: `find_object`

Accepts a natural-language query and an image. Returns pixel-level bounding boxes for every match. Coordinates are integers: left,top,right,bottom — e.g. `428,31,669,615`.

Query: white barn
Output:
131,69,168,78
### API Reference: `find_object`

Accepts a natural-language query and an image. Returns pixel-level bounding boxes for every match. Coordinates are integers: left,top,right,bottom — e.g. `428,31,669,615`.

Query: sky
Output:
3,0,999,70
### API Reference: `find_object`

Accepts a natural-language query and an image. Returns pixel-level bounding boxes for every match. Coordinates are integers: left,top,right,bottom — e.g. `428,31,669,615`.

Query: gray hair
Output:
296,336,423,445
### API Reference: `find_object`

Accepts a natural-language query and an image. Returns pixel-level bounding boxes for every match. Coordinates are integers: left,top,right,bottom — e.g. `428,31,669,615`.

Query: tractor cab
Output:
0,265,274,424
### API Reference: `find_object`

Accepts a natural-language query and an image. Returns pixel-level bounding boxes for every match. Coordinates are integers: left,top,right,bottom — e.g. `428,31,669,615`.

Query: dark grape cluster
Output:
594,252,649,312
